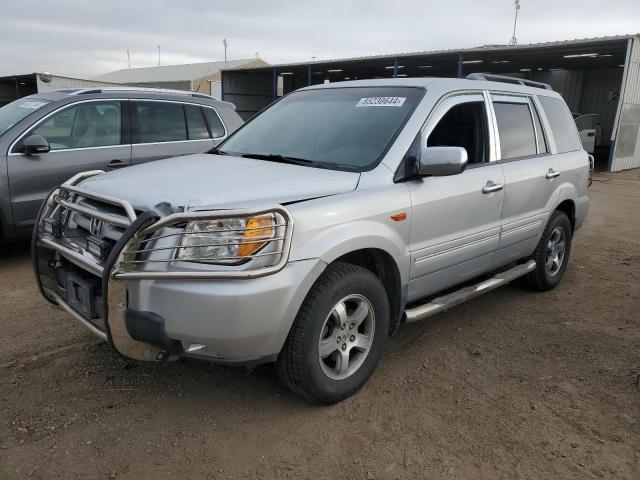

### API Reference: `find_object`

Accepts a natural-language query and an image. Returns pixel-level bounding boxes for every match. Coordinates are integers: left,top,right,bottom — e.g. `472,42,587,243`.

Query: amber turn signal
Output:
237,214,276,257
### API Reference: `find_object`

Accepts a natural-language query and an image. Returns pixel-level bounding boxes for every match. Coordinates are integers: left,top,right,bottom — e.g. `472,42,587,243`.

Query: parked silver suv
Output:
0,87,243,242
33,75,589,403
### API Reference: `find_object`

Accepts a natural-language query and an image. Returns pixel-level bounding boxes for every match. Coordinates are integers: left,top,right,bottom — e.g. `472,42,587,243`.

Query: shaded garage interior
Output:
221,35,640,172
0,74,38,107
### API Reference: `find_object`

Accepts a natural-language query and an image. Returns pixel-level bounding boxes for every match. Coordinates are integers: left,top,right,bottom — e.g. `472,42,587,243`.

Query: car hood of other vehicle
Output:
77,154,361,212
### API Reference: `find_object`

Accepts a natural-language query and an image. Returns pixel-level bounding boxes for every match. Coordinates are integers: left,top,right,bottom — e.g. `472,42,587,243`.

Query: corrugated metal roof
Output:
229,34,638,70
93,58,262,83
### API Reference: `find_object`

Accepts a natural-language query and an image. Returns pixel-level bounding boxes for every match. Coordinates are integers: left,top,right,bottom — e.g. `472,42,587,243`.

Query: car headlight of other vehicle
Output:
176,213,277,264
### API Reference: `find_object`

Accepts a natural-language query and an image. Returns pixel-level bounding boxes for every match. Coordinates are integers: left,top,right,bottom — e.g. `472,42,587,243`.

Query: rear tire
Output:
276,262,390,404
523,210,572,291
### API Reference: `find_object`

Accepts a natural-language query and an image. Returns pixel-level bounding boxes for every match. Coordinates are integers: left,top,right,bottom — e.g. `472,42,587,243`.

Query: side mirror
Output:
419,146,468,176
22,135,50,155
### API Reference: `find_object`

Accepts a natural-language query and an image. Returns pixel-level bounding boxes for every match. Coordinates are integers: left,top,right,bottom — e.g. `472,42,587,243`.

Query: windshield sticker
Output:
356,97,406,107
18,101,48,109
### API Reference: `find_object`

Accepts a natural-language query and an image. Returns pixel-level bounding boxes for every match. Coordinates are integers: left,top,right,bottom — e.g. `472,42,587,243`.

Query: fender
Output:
292,219,410,286
286,185,412,287
544,179,578,224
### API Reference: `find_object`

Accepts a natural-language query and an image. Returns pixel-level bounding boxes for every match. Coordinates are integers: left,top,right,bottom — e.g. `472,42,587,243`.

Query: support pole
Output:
393,58,398,78
457,54,464,78
272,68,277,101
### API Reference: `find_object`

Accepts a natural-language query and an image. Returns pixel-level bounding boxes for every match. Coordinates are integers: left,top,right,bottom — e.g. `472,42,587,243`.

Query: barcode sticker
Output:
356,97,406,107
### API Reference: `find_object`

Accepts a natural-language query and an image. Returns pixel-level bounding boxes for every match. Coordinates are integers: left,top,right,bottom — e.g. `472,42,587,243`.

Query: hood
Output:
78,154,360,211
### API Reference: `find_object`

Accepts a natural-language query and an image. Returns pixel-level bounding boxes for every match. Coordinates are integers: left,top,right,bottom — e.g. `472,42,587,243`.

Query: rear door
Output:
7,99,131,233
490,93,559,268
407,92,505,301
130,100,225,165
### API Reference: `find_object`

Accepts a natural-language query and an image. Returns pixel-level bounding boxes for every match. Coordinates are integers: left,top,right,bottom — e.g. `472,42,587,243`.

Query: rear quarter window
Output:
538,96,581,153
203,108,226,138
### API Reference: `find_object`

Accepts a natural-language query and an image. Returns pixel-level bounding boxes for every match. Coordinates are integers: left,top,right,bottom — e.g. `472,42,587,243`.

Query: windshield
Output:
0,98,50,137
218,86,424,171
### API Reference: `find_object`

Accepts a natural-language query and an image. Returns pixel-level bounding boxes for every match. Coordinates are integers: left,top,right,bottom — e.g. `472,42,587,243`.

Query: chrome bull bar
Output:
34,190,167,361
33,171,294,361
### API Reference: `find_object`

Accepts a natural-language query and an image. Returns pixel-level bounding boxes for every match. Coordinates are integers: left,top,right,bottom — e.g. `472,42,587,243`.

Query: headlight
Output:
176,213,276,264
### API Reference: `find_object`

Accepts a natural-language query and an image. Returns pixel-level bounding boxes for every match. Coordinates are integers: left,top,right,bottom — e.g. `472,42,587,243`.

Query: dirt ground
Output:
1,170,639,480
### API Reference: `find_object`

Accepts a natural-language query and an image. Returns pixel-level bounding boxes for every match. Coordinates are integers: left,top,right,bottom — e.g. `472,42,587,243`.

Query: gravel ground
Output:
0,170,639,479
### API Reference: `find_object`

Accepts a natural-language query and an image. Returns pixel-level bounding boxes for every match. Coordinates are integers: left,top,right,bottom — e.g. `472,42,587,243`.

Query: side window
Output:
531,103,549,154
134,101,187,144
30,101,121,150
427,101,488,164
185,105,210,140
538,96,582,153
203,108,226,139
493,102,537,159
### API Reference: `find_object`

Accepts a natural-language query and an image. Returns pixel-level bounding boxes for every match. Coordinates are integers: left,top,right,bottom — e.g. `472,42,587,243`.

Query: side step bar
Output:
404,260,536,323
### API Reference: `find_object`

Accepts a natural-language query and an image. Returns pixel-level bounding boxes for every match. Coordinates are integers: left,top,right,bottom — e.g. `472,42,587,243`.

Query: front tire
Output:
523,210,573,291
276,262,390,404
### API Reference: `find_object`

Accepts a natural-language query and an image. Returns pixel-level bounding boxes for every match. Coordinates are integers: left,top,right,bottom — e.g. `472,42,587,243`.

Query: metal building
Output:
221,34,640,172
0,72,119,107
92,58,267,98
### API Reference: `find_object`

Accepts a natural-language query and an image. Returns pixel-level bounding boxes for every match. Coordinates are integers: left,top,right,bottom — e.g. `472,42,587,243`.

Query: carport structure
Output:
221,34,640,171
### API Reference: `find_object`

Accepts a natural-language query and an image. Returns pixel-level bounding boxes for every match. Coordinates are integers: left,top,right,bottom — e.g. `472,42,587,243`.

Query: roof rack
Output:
67,86,214,99
466,73,553,90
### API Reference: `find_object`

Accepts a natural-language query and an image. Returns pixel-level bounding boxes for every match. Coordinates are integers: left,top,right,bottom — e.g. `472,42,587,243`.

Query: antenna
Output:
509,0,521,45
126,50,131,69
157,45,161,66
223,38,228,63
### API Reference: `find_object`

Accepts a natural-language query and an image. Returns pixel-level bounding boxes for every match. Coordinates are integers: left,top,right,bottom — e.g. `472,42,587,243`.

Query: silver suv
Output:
33,75,589,403
0,87,243,242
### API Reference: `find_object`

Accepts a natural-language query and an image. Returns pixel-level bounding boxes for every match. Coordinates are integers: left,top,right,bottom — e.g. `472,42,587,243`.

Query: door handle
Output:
546,168,560,179
107,159,127,169
482,181,504,194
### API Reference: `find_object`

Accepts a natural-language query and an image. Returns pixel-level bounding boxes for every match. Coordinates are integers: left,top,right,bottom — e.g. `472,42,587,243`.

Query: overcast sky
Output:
1,0,638,78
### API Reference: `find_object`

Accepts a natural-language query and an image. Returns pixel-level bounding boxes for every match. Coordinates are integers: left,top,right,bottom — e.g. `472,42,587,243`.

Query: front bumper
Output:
127,258,325,360
32,175,324,365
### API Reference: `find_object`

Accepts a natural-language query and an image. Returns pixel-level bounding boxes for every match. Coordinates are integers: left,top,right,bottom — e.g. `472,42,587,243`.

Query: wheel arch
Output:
331,248,404,336
555,199,576,232
545,181,578,233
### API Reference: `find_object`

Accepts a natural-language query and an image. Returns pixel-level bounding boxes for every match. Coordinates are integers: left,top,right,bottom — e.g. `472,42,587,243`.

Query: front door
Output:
407,92,504,301
7,99,131,234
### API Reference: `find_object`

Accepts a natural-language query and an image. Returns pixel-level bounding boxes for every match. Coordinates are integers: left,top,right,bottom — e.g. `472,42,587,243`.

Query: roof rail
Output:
67,86,214,99
466,73,553,90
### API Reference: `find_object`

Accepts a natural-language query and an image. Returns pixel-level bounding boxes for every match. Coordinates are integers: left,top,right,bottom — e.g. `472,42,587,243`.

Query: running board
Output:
404,260,536,323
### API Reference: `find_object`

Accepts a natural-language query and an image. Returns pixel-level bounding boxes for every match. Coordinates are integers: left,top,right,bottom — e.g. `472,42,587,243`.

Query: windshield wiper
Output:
240,153,314,167
207,146,229,155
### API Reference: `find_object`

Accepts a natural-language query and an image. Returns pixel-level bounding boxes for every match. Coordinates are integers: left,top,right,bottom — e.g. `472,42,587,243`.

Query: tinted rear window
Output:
134,101,187,143
493,102,537,159
538,96,581,153
185,105,209,140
